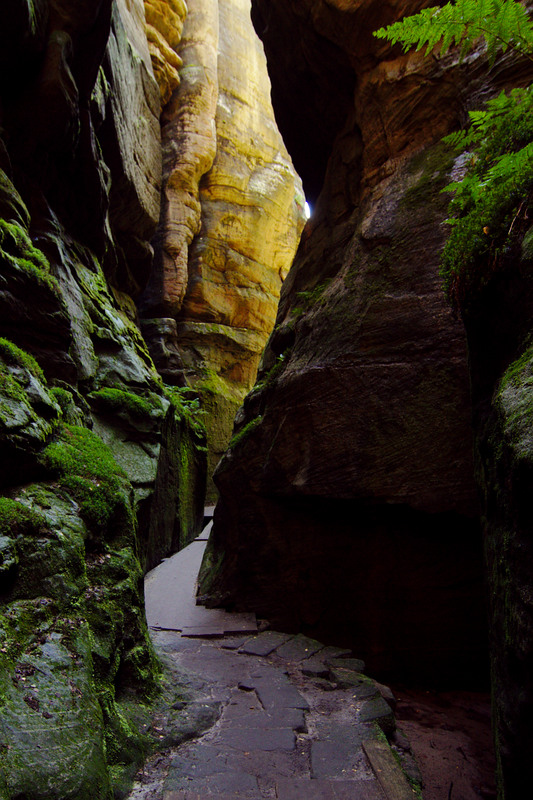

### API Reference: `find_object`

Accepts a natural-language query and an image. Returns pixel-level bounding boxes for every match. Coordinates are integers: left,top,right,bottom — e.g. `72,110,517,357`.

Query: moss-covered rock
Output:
0,342,161,798
0,340,60,484
474,345,533,799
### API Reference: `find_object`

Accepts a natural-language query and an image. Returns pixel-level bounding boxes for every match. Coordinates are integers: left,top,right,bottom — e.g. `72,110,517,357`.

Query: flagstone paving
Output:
128,526,420,800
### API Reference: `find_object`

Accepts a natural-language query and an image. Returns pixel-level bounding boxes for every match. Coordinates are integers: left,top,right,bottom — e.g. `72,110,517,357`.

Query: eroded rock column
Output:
141,0,304,494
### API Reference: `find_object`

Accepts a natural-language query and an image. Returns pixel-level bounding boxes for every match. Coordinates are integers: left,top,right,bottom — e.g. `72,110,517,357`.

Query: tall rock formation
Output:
0,1,206,797
0,0,305,794
201,0,487,682
140,0,305,495
199,1,533,796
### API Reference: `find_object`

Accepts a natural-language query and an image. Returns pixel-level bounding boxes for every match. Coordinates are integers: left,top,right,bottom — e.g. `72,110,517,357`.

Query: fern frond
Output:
374,0,533,64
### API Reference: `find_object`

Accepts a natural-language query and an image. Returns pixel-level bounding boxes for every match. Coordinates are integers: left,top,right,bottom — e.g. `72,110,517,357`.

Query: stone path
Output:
130,519,420,800
145,522,257,637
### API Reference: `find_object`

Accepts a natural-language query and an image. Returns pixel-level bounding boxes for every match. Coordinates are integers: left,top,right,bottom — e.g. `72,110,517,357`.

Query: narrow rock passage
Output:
131,518,418,800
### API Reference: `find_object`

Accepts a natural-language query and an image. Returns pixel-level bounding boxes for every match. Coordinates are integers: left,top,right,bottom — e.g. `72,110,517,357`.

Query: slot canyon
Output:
0,1,532,799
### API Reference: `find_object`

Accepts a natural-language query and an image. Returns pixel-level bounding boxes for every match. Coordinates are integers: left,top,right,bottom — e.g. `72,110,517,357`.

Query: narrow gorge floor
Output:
130,518,494,800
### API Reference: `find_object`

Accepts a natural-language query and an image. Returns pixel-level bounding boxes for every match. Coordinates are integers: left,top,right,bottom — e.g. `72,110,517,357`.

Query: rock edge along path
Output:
130,521,420,800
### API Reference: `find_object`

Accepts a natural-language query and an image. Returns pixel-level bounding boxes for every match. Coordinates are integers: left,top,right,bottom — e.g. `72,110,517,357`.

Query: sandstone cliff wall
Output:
0,2,206,796
140,0,305,496
202,0,487,678
0,0,305,793
200,2,533,796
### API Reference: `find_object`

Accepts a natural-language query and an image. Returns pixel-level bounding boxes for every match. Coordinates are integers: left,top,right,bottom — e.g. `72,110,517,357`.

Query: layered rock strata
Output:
200,1,533,796
200,0,517,682
140,0,304,495
0,1,206,797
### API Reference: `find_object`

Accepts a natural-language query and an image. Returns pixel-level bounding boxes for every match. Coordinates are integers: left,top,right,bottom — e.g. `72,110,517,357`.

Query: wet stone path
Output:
128,529,419,800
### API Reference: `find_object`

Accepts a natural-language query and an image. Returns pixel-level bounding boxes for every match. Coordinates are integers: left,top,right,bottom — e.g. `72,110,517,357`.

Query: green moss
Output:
0,337,45,383
399,141,456,213
196,370,244,404
295,279,332,306
254,351,290,392
165,387,207,438
49,385,92,427
439,87,533,308
39,425,133,538
0,220,59,296
521,225,533,261
0,497,49,539
496,345,533,459
88,387,162,419
49,386,73,412
499,345,533,393
0,369,27,404
40,425,127,483
229,416,262,449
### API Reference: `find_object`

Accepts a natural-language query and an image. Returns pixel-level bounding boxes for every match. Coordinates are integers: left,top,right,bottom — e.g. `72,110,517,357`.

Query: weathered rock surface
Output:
202,0,492,686
0,1,206,797
144,0,187,106
201,2,533,796
460,230,533,799
140,0,304,495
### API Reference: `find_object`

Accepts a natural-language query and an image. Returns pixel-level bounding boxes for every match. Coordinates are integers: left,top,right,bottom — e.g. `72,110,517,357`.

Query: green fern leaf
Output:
374,0,533,65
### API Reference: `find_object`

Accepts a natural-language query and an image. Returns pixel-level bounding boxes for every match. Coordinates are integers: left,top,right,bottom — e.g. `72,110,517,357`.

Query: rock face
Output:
0,1,206,797
140,0,304,495
200,1,533,795
460,237,533,798
144,0,187,106
200,0,530,686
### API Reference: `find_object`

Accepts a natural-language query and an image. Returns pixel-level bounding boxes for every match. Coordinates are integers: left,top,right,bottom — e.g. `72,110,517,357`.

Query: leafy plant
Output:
375,0,533,309
374,0,533,64
441,87,533,305
165,387,206,437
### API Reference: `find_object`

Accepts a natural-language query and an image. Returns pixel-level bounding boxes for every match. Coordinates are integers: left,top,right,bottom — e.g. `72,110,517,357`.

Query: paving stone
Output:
359,695,396,735
310,720,368,778
239,630,294,656
164,794,256,800
220,636,249,650
221,613,258,634
145,540,208,630
215,726,296,751
326,657,366,672
375,680,397,710
181,625,225,638
165,770,259,795
275,633,325,662
168,746,228,778
223,688,306,731
227,708,306,732
254,680,310,712
275,778,386,800
300,657,330,679
318,645,353,660
221,746,308,778
329,667,377,694
275,778,337,800
143,531,408,800
331,781,386,799
223,687,263,719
